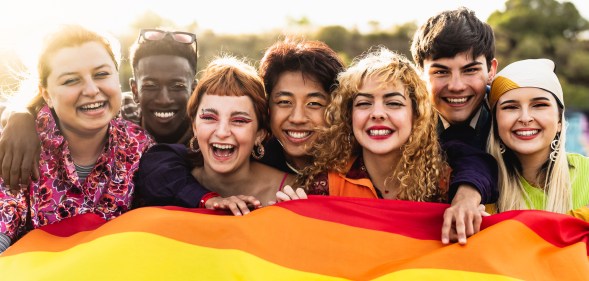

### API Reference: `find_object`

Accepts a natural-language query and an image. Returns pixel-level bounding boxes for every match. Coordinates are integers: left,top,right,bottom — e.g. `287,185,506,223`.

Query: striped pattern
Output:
1,196,589,280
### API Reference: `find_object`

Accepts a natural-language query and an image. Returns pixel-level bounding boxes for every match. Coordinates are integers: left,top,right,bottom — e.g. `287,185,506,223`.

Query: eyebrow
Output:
430,61,483,70
499,97,551,105
201,108,251,117
57,64,112,80
273,91,328,99
355,92,406,99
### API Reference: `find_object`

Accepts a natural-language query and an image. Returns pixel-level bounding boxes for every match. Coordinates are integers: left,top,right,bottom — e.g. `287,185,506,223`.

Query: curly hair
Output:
300,46,447,202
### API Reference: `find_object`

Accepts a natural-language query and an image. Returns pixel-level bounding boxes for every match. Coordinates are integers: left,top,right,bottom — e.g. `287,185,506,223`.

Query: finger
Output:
0,143,5,177
9,151,23,188
473,212,483,234
238,195,261,207
281,185,299,199
276,191,292,202
441,209,454,245
20,149,36,185
464,212,475,237
455,213,467,245
295,188,308,199
1,150,13,187
267,201,276,206
235,200,250,215
226,202,245,216
32,160,40,181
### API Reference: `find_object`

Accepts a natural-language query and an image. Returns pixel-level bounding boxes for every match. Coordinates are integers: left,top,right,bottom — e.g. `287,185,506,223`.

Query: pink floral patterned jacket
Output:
0,106,154,240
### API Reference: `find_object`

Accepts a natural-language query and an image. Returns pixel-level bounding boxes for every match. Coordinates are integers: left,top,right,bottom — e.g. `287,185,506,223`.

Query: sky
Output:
1,0,588,60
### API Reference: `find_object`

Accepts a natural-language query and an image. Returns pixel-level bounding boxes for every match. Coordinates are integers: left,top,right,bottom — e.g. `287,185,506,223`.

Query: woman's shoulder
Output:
111,118,153,144
567,153,589,169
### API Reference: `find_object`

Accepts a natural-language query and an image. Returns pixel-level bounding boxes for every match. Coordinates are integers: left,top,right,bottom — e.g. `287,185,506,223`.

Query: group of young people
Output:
1,7,588,255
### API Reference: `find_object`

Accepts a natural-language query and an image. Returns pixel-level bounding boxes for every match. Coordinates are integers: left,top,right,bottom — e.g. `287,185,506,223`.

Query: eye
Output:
141,82,158,90
95,71,110,79
199,113,217,121
232,117,253,124
275,99,292,107
532,103,550,108
62,77,79,85
464,67,480,74
500,105,518,110
354,100,372,108
171,83,187,90
307,101,325,109
432,69,449,76
386,101,404,108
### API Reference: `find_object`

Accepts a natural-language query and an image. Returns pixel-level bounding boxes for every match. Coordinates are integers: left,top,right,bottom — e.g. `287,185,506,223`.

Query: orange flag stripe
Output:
3,205,589,280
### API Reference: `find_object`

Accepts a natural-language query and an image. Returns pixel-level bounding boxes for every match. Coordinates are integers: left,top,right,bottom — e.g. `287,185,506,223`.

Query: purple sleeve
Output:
443,140,499,204
133,143,211,208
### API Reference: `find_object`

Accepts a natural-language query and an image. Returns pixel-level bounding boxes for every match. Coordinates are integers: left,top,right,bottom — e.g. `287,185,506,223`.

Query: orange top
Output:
327,158,378,198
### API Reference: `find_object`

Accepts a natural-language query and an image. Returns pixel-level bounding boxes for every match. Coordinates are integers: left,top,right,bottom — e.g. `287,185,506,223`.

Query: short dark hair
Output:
259,37,345,98
129,31,197,76
411,7,495,70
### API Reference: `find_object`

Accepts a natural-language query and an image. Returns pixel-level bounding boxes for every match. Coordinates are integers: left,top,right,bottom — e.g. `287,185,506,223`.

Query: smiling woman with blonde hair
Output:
0,24,153,253
486,58,589,217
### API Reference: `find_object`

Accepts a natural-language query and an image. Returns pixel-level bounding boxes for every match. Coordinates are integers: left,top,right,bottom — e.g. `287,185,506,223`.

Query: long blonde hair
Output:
301,46,447,202
488,107,571,213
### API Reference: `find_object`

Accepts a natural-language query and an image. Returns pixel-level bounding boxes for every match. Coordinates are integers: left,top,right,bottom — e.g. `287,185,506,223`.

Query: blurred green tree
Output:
488,0,589,109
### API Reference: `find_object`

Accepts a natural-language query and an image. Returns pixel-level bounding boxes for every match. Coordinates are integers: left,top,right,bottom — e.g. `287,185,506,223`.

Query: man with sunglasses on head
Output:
125,28,198,145
0,28,213,208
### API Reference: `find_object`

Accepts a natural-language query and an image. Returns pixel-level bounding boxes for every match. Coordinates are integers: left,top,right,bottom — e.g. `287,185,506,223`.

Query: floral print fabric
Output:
0,106,154,240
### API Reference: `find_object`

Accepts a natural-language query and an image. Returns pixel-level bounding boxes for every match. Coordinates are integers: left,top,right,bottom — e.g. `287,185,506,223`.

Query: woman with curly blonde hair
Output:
298,46,448,201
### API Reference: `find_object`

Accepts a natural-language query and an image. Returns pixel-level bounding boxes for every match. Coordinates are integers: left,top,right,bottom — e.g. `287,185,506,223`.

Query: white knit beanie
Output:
488,58,563,109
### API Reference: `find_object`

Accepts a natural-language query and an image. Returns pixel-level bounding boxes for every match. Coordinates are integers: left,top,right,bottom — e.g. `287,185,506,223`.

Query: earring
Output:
549,136,560,162
499,141,506,154
189,136,200,153
251,143,265,160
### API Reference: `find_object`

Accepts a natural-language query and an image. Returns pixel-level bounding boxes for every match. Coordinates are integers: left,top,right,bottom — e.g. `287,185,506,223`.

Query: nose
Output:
215,120,232,139
370,104,386,121
447,73,467,92
288,103,308,124
154,87,173,105
82,80,100,97
518,108,534,125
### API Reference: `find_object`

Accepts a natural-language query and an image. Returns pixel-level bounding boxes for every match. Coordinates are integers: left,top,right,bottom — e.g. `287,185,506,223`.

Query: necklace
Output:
285,161,302,175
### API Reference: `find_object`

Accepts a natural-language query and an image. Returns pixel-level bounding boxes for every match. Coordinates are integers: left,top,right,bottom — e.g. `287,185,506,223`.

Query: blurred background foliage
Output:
1,0,588,110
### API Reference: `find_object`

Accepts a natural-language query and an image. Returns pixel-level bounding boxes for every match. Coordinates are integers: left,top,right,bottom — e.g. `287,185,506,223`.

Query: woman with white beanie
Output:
486,58,589,218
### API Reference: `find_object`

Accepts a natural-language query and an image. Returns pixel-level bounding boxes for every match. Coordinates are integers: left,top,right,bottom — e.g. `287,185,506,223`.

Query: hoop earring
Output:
499,141,506,154
189,136,200,153
251,143,265,160
549,135,560,162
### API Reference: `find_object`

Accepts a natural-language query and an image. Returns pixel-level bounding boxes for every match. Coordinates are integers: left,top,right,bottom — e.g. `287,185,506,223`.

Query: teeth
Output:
81,102,104,110
287,131,311,139
447,97,468,103
369,129,392,136
154,111,175,118
212,143,234,150
515,130,538,136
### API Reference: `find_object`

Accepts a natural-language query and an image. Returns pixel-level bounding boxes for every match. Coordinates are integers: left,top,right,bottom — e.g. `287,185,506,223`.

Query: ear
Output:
557,120,562,134
192,117,198,136
488,58,499,84
255,129,268,145
40,85,53,108
129,78,139,103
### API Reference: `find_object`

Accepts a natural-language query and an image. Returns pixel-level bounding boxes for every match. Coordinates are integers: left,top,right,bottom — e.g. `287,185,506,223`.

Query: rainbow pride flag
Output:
1,196,588,280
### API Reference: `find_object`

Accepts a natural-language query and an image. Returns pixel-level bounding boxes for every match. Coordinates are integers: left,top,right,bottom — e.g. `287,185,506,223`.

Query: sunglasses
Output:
138,29,197,46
